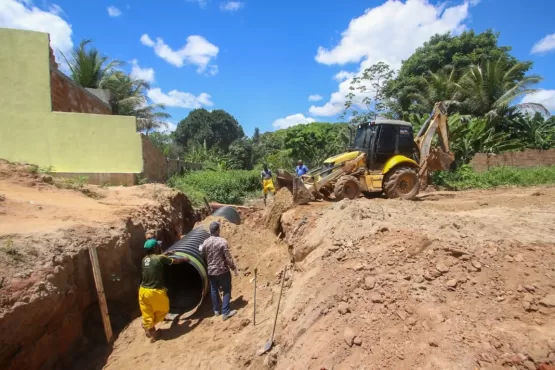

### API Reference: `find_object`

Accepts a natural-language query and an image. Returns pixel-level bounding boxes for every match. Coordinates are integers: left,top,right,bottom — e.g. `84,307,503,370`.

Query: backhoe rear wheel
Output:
383,166,419,200
334,175,361,201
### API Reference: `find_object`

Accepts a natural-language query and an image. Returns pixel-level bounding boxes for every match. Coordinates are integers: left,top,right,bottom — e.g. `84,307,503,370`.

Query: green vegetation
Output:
168,170,260,206
63,39,169,133
433,165,555,190
72,29,555,203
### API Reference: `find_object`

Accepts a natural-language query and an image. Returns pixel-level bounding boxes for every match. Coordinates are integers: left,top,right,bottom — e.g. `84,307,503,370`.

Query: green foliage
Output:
454,58,546,120
147,132,183,159
507,113,555,149
99,71,170,133
449,114,523,164
54,176,89,190
344,62,394,122
168,170,261,205
433,165,555,190
385,30,528,115
283,122,350,168
228,138,254,170
61,39,121,88
175,109,244,153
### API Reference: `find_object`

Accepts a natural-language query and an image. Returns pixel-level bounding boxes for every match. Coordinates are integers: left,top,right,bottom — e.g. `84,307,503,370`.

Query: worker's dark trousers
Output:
208,271,232,315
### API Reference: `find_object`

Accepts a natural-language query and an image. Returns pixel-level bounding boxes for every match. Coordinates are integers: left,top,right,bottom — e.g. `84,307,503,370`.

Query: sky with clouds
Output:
1,0,554,134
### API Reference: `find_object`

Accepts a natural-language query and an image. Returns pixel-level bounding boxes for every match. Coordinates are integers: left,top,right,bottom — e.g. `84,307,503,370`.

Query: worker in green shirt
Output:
139,239,189,342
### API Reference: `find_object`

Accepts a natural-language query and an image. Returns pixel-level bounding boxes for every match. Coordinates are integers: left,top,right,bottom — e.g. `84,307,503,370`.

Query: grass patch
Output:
1,238,24,262
168,170,261,206
433,165,555,190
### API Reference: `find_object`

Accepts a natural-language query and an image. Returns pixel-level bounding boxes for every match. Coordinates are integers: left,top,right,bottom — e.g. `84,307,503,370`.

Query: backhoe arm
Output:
414,102,455,174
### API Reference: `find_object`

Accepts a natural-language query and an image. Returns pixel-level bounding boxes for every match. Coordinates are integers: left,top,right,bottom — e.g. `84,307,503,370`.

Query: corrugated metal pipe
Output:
163,206,240,313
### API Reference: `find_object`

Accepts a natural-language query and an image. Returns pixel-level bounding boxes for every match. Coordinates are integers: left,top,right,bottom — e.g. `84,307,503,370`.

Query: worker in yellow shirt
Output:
139,239,188,342
261,164,276,205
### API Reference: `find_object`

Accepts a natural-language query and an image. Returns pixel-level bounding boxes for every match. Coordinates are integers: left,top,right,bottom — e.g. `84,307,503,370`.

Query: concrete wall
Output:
141,134,168,183
470,149,555,172
0,28,142,174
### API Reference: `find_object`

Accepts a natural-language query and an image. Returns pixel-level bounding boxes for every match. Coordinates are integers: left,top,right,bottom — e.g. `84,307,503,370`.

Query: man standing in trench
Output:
139,239,189,342
200,221,239,321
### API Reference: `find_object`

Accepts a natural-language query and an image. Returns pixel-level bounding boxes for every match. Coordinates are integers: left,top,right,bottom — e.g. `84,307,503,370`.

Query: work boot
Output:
148,328,159,342
222,310,237,321
214,311,221,316
143,326,151,338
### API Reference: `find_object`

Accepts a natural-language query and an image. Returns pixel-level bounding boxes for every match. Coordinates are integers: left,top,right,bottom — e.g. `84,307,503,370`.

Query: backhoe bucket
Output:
276,169,312,205
427,148,455,171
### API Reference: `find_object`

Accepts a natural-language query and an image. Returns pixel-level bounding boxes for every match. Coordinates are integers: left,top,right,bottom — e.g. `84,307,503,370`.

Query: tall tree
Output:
344,62,394,123
453,58,547,120
252,127,261,144
175,109,244,152
385,30,528,115
61,39,120,88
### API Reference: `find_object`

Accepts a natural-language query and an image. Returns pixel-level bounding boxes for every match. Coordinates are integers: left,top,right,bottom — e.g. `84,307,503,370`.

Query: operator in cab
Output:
296,160,309,177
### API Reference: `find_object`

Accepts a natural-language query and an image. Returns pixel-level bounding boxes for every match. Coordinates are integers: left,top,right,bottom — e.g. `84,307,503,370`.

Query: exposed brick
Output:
49,61,111,115
470,149,555,172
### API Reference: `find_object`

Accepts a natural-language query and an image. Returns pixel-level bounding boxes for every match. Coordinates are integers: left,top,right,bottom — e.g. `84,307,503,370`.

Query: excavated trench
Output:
0,193,199,370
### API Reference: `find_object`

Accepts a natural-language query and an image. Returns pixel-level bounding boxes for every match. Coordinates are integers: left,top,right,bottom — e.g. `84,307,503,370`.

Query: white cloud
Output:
272,113,316,129
310,0,473,117
521,89,555,112
147,88,214,109
130,59,155,83
220,1,244,12
0,0,73,59
107,6,122,17
186,0,208,8
531,33,555,54
308,94,323,102
334,70,355,82
140,34,155,47
140,33,219,74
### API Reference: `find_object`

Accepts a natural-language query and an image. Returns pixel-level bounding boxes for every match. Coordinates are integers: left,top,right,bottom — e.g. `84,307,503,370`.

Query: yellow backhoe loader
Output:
276,102,455,204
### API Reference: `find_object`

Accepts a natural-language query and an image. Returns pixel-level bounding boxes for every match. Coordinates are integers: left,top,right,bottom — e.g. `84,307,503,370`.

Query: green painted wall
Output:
0,28,142,173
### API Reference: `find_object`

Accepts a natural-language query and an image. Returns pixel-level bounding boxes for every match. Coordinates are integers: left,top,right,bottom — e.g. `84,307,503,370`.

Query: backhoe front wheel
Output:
383,166,419,200
334,175,361,201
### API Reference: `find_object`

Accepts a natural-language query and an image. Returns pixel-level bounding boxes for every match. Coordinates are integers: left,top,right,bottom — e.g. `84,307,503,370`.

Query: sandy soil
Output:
98,186,555,370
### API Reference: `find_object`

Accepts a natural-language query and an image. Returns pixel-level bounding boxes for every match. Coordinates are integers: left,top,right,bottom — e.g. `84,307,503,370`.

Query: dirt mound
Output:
264,188,294,234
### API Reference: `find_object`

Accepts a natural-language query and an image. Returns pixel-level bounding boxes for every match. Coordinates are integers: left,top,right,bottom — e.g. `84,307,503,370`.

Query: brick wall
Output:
49,47,112,114
470,149,555,172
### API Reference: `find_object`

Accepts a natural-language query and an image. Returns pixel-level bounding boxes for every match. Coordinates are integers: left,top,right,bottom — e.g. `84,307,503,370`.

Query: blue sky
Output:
1,0,555,135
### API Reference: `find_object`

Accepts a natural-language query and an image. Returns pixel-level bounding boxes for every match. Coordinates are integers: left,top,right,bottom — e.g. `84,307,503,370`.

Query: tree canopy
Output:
174,109,244,153
384,30,529,115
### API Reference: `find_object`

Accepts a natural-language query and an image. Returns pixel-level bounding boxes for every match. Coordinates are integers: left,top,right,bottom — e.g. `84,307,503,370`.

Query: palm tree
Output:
61,39,121,88
99,71,170,133
410,67,459,114
453,58,548,121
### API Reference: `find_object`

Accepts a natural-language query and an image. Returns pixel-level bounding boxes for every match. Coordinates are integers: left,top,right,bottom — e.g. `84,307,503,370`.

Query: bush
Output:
433,165,555,190
168,170,261,206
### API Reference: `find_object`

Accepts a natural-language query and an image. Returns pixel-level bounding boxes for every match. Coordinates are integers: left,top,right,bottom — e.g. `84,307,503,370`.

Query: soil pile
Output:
264,187,294,234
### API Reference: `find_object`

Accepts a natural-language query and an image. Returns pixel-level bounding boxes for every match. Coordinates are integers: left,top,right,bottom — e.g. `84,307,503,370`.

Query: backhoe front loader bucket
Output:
276,169,312,205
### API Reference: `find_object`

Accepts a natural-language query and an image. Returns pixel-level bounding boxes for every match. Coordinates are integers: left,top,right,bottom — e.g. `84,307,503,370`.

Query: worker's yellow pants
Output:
138,286,169,330
263,179,275,195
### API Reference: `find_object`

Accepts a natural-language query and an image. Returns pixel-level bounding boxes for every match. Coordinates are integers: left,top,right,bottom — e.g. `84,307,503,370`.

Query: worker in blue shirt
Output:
296,160,309,177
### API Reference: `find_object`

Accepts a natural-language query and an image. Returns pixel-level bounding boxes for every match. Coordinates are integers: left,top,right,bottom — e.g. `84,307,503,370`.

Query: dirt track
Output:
97,186,555,370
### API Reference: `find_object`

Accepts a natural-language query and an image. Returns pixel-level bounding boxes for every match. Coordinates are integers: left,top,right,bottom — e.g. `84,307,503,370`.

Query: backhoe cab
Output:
276,102,454,204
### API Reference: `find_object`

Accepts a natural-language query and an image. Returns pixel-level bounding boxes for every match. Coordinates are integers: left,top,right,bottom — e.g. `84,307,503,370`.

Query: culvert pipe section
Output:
163,206,240,313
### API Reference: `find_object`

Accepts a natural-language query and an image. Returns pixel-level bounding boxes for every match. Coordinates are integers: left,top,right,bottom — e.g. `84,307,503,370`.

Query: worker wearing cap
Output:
199,221,239,321
261,164,276,204
139,238,189,342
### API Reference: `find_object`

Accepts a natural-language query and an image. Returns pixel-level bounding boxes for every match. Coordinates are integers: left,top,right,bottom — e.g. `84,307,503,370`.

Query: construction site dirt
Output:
1,160,555,370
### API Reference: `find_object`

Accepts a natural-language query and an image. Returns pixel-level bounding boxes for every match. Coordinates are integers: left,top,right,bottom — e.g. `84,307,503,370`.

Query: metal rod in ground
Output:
259,264,287,355
88,246,113,343
253,268,257,326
